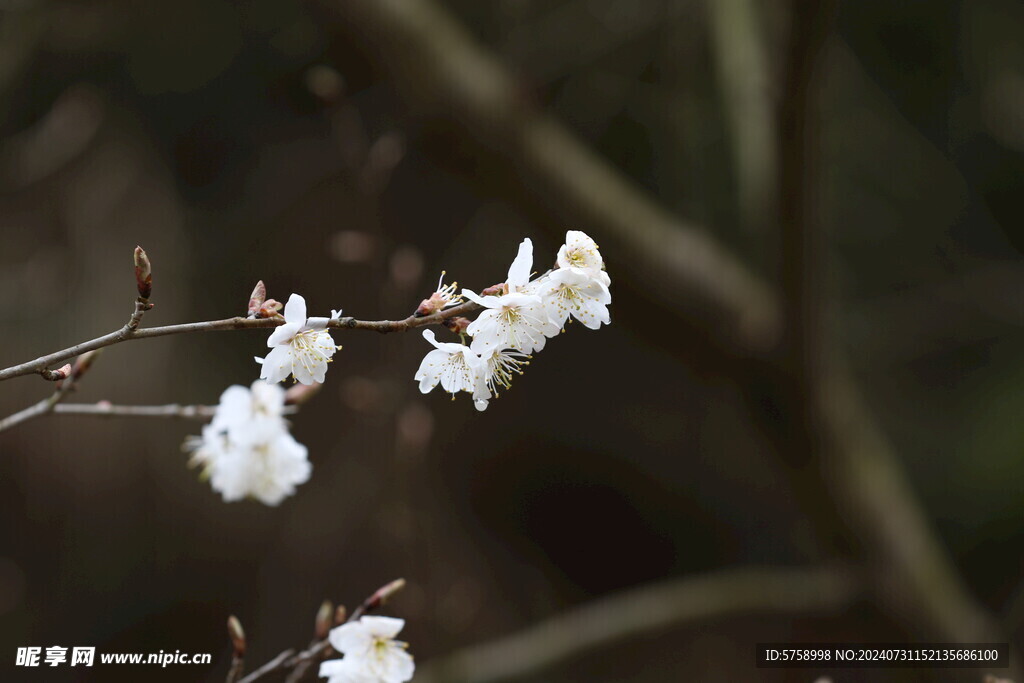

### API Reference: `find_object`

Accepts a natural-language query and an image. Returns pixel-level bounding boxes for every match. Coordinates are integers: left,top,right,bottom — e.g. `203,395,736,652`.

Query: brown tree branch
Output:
416,565,860,683
0,301,480,383
47,402,299,419
306,0,1011,655
236,579,406,683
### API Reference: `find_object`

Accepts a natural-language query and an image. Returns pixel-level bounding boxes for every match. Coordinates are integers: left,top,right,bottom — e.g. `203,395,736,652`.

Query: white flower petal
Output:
506,238,533,289
283,293,308,325
267,321,302,348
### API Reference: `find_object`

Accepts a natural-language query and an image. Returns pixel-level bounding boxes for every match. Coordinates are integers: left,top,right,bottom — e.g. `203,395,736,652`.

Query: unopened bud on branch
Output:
258,299,283,318
51,364,72,381
443,316,470,335
365,578,406,612
315,600,334,640
72,349,103,379
227,615,246,657
284,382,322,406
247,281,267,318
415,293,448,317
133,246,152,300
333,605,347,626
480,283,505,296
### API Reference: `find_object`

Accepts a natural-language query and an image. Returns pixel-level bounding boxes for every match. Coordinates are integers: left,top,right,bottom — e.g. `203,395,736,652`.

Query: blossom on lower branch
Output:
256,293,342,385
320,616,415,683
186,381,311,506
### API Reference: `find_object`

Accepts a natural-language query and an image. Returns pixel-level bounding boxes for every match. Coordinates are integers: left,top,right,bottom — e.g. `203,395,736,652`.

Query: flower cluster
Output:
186,381,311,505
415,230,610,410
319,616,415,683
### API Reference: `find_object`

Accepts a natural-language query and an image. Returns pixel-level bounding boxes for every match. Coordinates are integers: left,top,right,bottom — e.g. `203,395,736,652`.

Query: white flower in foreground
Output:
462,239,558,353
206,428,311,506
319,658,374,683
472,347,530,412
538,267,611,330
256,293,341,385
211,380,287,435
468,348,528,411
186,381,312,506
556,230,610,285
322,616,415,683
414,329,484,398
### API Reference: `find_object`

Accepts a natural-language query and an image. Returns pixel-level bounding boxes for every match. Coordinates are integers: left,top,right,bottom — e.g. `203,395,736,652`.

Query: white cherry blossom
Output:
256,294,341,385
537,267,611,330
414,329,484,398
556,230,610,285
186,382,311,506
319,658,374,683
205,428,311,506
471,347,530,412
323,616,415,683
462,239,558,353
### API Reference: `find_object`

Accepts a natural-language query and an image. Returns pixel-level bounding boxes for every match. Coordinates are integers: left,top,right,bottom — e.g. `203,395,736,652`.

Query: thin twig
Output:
0,301,479,383
48,403,298,419
416,565,860,683
238,579,406,683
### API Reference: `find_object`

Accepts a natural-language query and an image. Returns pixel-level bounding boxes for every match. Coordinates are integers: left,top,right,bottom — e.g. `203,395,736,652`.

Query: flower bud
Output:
284,382,322,406
133,246,152,299
364,578,406,612
415,292,447,317
51,364,72,381
480,283,505,296
333,604,347,626
442,316,470,335
72,349,103,379
258,299,283,318
315,600,334,640
247,281,267,317
227,616,246,657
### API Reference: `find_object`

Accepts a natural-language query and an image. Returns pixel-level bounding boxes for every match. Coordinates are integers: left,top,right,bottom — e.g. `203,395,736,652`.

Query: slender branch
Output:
237,579,406,683
0,301,480,383
416,565,859,683
0,380,77,432
48,403,299,419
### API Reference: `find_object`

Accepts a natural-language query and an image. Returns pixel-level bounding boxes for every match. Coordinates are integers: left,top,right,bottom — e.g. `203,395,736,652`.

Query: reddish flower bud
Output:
227,616,246,657
284,382,322,406
415,292,448,317
315,600,334,640
442,316,471,335
258,299,283,318
365,578,406,611
247,281,266,317
72,349,103,379
480,283,506,296
133,246,152,300
52,364,72,381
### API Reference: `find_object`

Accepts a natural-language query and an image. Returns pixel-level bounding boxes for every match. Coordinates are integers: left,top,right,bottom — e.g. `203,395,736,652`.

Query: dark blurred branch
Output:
308,0,781,360
707,0,776,233
778,0,834,416
0,301,480,383
416,565,859,683
306,0,1011,656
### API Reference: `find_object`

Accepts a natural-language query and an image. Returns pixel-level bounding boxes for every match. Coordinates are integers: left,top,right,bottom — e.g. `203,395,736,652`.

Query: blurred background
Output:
1,0,1023,681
